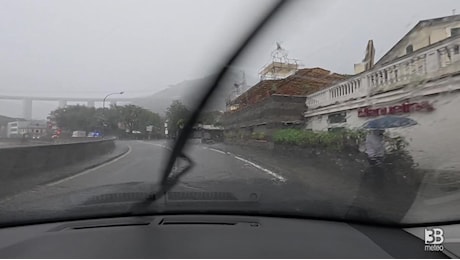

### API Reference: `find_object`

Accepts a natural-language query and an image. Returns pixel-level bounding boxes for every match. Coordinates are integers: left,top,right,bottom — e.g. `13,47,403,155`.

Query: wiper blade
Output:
130,0,290,213
156,152,195,199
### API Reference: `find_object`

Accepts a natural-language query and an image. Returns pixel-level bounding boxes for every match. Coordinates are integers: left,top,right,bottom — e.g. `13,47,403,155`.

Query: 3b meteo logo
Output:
424,228,444,252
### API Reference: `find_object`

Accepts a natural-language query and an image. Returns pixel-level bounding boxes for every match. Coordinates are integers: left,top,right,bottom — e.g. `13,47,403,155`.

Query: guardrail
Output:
0,138,116,178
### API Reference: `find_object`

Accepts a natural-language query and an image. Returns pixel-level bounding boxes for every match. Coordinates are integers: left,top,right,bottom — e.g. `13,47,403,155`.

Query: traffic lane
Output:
163,143,422,224
168,145,354,218
51,140,283,191
0,141,287,210
179,145,286,184
0,141,362,223
204,143,418,223
50,140,169,189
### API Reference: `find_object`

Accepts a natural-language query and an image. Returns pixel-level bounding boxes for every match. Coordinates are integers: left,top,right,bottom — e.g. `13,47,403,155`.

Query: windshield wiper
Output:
130,0,291,214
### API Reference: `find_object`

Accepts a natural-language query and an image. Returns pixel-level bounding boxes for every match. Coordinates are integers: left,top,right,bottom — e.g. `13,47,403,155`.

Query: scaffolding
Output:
259,43,299,80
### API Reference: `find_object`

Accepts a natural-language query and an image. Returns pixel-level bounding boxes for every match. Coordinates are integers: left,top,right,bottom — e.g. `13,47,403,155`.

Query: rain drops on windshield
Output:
0,0,460,226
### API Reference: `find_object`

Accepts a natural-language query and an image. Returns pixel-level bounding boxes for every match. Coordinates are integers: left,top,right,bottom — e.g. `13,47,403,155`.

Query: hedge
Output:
273,129,366,151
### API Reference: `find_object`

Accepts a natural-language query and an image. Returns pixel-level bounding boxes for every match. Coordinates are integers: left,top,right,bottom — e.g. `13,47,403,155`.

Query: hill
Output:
132,71,256,114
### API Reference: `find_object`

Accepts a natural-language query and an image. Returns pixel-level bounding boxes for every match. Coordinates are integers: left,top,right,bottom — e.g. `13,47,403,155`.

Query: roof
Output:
8,120,47,128
374,34,460,70
228,68,346,111
376,14,460,66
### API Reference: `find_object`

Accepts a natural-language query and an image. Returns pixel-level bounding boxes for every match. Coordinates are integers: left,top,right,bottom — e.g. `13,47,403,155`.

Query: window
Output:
451,28,460,37
406,44,413,54
328,112,347,124
455,45,460,55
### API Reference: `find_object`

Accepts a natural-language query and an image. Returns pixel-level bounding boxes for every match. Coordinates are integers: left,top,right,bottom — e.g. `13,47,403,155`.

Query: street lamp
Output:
102,91,124,110
101,91,124,134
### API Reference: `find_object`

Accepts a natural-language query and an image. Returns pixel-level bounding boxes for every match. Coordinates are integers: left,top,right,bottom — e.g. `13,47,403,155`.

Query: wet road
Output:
0,140,294,208
45,140,286,190
0,140,426,224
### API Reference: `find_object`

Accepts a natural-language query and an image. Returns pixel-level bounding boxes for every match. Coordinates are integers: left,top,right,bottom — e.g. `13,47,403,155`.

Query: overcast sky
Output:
0,0,459,118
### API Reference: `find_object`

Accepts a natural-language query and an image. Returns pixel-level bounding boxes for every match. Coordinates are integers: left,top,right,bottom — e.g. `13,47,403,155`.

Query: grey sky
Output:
236,0,460,78
0,0,459,118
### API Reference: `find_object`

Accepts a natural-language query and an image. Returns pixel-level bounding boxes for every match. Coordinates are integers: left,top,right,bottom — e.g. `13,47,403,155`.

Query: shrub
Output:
251,131,266,140
273,129,366,151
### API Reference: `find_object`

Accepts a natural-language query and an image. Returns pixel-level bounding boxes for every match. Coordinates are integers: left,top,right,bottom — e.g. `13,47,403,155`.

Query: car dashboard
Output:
0,214,453,258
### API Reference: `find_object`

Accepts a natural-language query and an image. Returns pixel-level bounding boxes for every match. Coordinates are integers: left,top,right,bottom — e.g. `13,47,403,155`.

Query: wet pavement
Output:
1,139,454,225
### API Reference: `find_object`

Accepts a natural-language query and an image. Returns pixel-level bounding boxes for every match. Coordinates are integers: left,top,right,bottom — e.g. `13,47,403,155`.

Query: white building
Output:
7,120,48,138
304,14,460,172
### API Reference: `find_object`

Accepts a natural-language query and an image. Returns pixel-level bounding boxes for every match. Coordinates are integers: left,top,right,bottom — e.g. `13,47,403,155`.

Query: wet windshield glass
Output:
1,0,460,226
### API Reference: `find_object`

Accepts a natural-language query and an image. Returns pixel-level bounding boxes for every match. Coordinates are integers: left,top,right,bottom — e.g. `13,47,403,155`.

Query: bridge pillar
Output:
87,100,95,107
22,99,32,120
58,100,67,108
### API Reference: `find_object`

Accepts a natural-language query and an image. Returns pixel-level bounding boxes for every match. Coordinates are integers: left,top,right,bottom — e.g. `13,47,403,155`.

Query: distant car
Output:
87,132,101,137
72,131,86,138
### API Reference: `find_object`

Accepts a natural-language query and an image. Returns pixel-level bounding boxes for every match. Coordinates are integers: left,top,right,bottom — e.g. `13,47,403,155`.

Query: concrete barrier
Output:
0,138,116,180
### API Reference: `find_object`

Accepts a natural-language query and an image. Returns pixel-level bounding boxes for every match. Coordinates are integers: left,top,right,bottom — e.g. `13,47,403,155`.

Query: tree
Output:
117,105,162,137
49,104,162,138
50,105,99,132
166,100,190,137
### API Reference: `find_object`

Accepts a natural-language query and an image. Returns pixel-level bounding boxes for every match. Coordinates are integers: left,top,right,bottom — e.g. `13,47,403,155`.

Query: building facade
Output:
7,120,48,138
377,14,460,66
223,67,346,142
304,15,460,172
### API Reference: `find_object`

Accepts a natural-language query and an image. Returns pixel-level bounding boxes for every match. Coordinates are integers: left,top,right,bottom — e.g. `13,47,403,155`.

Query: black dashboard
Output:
0,214,450,258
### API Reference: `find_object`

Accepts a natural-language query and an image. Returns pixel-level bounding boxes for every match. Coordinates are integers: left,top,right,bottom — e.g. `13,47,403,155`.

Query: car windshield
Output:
1,0,460,227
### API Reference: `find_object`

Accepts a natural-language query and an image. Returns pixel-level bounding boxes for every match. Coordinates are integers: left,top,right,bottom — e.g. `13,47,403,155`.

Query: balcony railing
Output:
306,36,460,109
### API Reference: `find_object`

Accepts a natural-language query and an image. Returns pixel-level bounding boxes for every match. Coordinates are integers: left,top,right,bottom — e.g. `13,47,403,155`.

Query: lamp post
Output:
102,91,124,110
101,91,124,134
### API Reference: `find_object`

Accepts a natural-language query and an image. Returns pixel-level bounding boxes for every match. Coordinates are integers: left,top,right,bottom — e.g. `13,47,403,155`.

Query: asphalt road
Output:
0,140,427,224
0,140,381,207
41,140,284,190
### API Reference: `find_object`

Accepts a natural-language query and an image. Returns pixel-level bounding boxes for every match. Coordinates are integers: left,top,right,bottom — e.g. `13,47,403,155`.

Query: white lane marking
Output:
144,142,285,182
46,145,133,186
233,155,286,182
208,148,227,155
